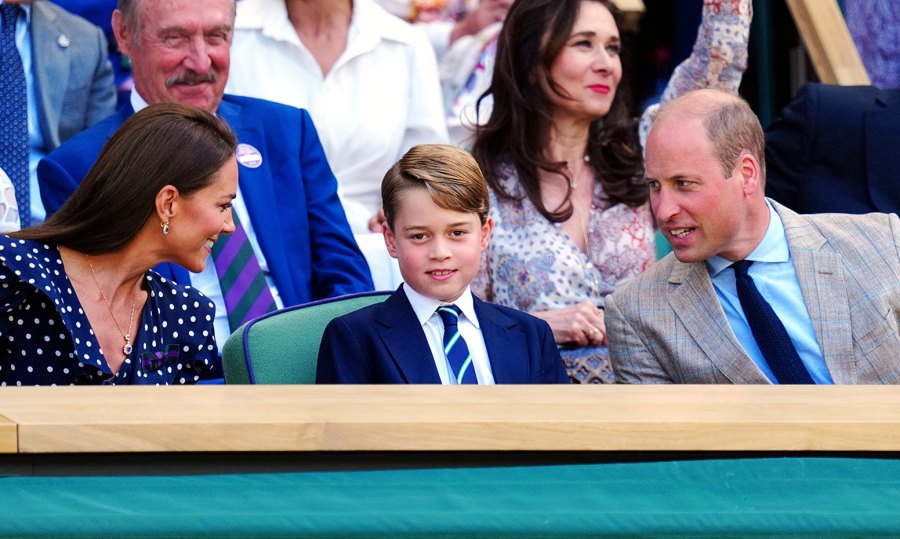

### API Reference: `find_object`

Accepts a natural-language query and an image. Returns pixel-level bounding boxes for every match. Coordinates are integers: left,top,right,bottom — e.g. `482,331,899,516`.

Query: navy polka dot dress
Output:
0,237,220,385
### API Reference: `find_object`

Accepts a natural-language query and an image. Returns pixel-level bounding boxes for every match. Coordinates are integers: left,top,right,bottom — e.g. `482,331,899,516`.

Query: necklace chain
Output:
87,256,138,356
564,154,591,189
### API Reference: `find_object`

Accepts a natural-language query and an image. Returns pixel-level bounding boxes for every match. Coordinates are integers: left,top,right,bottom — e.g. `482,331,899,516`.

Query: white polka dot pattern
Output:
0,238,219,385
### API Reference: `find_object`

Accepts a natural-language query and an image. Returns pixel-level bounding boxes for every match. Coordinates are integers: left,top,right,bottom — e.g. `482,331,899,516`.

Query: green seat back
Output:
223,292,392,384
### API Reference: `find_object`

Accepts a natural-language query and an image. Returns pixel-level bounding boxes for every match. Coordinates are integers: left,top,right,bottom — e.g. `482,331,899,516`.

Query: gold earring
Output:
161,221,170,235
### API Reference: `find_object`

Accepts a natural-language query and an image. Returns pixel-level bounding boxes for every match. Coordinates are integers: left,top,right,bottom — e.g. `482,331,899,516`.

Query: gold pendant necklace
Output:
87,256,139,356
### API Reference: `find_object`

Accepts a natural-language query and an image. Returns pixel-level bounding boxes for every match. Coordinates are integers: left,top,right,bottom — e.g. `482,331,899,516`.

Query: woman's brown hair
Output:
14,103,237,253
471,0,647,222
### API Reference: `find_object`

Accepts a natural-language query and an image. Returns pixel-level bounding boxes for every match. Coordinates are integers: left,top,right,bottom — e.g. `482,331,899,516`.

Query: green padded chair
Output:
222,291,392,384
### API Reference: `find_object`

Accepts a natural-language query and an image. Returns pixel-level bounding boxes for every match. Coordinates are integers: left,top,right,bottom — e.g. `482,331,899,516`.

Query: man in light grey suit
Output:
6,0,115,225
607,89,900,384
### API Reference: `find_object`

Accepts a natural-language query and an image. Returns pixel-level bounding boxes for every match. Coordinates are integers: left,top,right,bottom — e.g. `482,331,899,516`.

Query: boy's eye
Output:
410,233,427,241
449,230,466,237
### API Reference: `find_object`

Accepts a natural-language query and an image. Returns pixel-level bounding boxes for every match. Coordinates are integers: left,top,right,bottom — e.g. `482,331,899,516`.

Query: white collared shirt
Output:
130,91,284,353
402,284,495,384
225,0,448,233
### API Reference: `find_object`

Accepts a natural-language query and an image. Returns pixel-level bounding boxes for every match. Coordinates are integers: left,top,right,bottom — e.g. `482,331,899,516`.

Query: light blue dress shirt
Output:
3,2,47,223
706,201,833,384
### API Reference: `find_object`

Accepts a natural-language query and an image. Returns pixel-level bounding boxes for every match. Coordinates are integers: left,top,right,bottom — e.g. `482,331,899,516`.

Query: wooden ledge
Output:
0,385,898,453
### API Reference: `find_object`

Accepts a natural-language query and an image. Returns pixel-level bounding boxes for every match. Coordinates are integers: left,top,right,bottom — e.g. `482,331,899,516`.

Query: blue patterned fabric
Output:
0,237,220,385
0,5,28,228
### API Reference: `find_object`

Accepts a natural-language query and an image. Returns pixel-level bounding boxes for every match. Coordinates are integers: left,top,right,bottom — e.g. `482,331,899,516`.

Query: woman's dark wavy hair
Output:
471,0,647,222
13,103,237,253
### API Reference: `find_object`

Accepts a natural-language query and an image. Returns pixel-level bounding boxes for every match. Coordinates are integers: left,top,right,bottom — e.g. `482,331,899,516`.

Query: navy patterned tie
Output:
0,5,28,228
732,260,814,384
437,305,478,384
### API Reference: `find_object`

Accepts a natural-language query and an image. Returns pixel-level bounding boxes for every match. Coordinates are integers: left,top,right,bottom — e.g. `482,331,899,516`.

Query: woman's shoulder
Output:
0,237,63,284
144,270,215,315
0,236,58,258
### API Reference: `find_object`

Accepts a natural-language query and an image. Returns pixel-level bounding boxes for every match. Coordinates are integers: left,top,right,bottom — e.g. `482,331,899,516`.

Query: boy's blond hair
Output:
382,144,490,228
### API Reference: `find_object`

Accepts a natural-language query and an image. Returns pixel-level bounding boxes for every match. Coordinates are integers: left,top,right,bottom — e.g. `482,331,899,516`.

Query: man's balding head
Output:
652,89,766,184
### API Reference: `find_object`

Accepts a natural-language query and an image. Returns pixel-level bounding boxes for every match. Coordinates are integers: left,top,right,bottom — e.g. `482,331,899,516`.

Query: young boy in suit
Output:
316,144,568,384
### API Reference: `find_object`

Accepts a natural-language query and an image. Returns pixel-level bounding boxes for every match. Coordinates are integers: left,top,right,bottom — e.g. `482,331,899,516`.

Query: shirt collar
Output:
707,199,790,277
130,89,149,113
402,284,481,329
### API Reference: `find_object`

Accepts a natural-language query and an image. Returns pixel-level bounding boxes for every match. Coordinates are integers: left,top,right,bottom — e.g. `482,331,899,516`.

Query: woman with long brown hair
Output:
1,103,238,385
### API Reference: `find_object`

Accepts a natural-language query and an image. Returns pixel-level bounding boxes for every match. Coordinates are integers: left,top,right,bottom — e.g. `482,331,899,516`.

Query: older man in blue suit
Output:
38,0,373,349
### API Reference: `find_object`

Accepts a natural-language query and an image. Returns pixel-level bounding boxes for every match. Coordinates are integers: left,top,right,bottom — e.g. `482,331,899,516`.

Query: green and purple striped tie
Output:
211,210,276,332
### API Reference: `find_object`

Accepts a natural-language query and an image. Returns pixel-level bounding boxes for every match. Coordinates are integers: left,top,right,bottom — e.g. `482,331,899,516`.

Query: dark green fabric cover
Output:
2,458,900,537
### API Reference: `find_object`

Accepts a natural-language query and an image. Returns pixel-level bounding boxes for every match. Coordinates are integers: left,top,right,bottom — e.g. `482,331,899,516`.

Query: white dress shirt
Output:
226,0,449,233
402,284,495,384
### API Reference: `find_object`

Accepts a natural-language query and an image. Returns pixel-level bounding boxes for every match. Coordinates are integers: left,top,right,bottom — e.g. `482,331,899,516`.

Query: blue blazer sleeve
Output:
36,156,80,216
316,315,375,383
537,320,569,384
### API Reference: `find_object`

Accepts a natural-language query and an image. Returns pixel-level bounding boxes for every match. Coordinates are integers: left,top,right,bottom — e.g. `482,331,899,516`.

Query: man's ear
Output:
383,223,399,259
737,153,762,196
155,185,179,223
112,9,135,59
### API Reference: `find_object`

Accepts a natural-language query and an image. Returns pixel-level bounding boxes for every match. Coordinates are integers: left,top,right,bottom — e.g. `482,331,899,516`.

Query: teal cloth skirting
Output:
2,457,900,537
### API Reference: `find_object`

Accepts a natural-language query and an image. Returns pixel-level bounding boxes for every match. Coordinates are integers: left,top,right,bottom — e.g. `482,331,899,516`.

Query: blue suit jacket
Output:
765,83,900,215
37,94,373,306
316,286,569,384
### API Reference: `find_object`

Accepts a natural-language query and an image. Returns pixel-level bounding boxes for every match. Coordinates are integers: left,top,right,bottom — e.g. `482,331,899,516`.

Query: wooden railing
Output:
1,385,899,454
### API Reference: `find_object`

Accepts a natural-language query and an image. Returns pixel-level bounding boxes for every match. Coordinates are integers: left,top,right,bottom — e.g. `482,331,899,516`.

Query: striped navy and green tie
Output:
211,210,276,332
437,305,478,384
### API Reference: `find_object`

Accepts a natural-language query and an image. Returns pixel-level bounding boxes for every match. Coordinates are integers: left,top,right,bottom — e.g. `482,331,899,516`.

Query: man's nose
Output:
651,187,680,223
183,38,213,73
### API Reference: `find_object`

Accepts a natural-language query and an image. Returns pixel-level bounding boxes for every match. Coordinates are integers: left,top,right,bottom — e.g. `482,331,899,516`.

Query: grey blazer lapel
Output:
776,202,854,382
31,3,67,149
667,261,770,383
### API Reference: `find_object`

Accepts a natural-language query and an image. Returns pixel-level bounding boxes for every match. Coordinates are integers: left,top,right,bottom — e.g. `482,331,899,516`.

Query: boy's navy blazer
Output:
316,286,569,384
